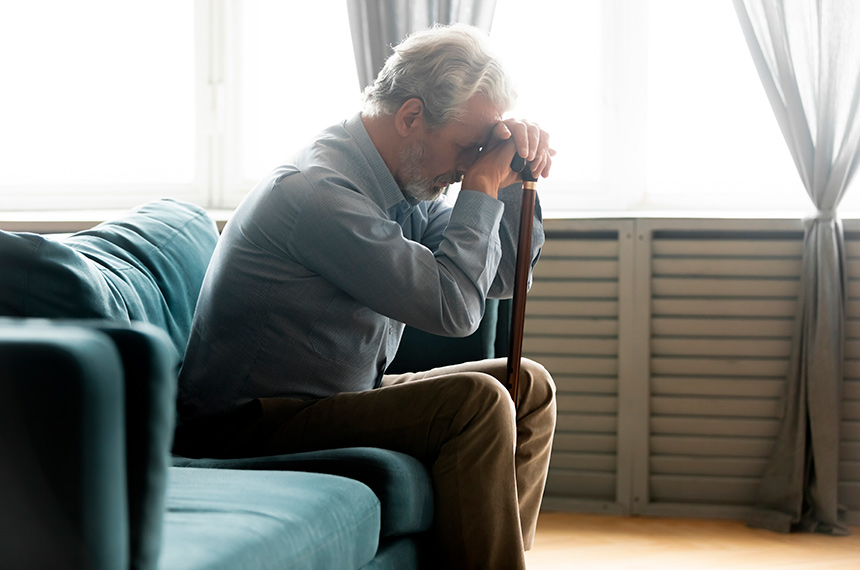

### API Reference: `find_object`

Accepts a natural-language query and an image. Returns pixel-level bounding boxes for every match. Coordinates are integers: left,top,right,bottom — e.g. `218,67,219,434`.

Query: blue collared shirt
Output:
177,114,543,421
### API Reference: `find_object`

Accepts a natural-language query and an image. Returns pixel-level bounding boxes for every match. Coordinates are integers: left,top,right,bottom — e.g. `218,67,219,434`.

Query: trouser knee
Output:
517,358,556,409
459,373,517,435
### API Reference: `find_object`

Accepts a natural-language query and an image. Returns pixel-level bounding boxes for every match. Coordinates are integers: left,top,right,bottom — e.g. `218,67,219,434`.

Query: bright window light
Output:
492,0,604,211
0,1,196,187
0,1,845,214
644,0,808,212
236,0,361,184
493,0,811,213
492,0,602,183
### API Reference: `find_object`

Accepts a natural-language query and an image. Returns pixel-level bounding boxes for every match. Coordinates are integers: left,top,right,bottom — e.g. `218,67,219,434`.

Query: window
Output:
0,0,360,211
0,1,200,210
492,0,606,211
0,1,834,214
492,0,810,213
226,0,360,200
643,0,807,212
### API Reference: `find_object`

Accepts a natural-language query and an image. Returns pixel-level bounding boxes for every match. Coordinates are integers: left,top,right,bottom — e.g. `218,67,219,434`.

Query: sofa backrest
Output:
0,199,220,359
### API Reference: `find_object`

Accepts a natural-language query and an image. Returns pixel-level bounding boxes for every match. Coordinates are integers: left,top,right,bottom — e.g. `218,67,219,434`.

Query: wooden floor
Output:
526,512,860,569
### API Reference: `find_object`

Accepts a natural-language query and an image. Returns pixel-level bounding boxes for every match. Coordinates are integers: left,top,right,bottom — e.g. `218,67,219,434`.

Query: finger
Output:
493,122,512,140
520,121,546,162
517,121,540,161
539,147,558,177
531,153,546,178
540,152,553,178
502,118,530,158
528,155,545,179
533,128,551,162
529,150,552,179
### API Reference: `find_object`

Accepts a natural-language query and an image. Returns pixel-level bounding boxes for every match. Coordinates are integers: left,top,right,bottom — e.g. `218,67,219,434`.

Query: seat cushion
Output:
172,447,434,538
159,467,381,570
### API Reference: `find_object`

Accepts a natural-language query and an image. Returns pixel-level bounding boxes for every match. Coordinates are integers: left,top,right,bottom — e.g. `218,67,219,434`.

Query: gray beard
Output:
398,142,459,202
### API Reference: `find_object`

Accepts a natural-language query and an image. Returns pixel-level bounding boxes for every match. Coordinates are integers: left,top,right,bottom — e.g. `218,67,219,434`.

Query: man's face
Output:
398,94,503,201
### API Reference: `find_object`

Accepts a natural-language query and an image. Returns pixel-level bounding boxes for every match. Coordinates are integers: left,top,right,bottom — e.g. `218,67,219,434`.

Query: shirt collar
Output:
344,114,417,212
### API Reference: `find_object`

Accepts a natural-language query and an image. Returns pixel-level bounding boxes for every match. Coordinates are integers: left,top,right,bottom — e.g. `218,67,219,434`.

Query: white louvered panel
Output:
525,317,618,336
841,233,860,517
648,231,803,506
650,435,776,457
652,377,785,398
651,416,780,438
652,317,793,337
523,231,621,502
652,277,800,297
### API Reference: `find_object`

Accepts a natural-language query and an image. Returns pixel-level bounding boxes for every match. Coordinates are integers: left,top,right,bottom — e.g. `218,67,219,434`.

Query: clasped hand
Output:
461,118,555,198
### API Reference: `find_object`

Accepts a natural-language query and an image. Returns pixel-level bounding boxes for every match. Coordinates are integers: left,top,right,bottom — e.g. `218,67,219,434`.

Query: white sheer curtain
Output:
346,0,497,91
733,0,860,534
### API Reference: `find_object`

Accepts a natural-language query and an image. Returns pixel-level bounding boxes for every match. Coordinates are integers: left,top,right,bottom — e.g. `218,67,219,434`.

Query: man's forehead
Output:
465,93,503,122
453,94,503,140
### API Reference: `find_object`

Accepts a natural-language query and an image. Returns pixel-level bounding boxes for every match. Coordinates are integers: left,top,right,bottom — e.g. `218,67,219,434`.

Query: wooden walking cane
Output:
506,154,538,407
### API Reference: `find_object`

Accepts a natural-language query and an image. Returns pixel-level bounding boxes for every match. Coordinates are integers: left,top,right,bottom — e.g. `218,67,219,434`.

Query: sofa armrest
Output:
0,322,128,570
0,319,178,570
85,321,177,570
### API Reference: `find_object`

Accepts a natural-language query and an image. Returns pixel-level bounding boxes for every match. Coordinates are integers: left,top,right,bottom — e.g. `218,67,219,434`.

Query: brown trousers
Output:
177,358,556,570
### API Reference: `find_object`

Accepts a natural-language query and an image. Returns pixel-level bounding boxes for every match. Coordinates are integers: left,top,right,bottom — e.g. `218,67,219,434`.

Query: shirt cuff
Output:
449,189,505,235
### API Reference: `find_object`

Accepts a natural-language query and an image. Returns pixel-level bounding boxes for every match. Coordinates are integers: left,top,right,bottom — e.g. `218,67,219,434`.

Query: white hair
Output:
362,23,517,129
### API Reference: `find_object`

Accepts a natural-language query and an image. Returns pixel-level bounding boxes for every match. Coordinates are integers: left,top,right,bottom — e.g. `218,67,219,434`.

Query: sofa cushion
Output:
172,446,434,538
0,199,219,358
159,467,381,570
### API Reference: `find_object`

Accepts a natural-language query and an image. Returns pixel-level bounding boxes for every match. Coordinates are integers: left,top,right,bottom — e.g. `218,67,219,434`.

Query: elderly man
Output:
176,23,557,570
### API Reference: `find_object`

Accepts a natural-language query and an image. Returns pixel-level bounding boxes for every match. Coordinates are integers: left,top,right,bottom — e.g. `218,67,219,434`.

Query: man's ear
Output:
394,98,425,138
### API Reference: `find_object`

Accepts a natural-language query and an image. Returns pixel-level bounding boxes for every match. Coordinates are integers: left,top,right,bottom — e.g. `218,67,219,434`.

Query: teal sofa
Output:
0,199,504,570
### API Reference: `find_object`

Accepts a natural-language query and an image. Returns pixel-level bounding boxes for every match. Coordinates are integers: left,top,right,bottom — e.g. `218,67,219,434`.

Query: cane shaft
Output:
506,178,537,406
